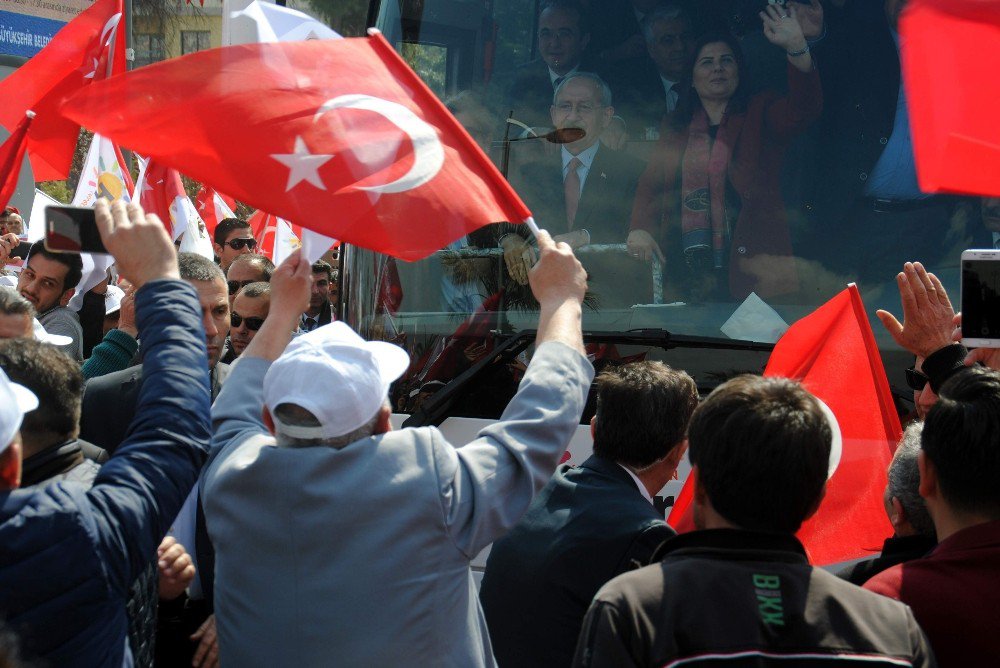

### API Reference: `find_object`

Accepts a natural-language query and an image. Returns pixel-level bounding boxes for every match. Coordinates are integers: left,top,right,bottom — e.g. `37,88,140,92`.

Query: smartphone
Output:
960,249,1000,348
44,205,109,255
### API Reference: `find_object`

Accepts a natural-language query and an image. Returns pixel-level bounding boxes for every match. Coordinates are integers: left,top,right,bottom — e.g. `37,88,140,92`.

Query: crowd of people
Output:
0,195,995,667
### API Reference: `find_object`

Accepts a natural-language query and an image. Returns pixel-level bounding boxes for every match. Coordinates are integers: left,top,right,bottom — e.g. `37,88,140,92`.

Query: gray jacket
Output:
202,341,594,667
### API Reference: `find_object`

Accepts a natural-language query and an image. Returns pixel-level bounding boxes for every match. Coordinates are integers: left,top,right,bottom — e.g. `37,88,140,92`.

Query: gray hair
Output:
0,288,35,319
553,71,612,108
889,422,935,539
237,281,271,300
273,400,389,449
178,252,225,283
641,4,692,43
228,254,275,282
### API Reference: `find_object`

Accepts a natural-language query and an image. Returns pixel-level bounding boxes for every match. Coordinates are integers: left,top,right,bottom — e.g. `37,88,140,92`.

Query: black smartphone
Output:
44,205,109,255
960,249,1000,348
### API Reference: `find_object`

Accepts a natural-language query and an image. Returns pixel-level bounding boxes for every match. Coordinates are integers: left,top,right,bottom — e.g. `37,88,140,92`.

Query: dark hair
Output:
25,240,83,292
539,0,590,34
311,260,333,281
0,288,35,319
688,375,831,533
923,366,1000,519
213,217,252,245
237,281,271,300
228,253,274,282
641,4,692,43
0,338,82,443
669,31,749,131
593,361,697,468
178,252,225,283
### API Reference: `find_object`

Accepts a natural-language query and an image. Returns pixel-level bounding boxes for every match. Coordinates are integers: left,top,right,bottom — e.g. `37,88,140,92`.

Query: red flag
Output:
195,185,238,237
0,0,125,181
137,159,188,238
669,285,900,566
62,33,532,260
248,209,280,258
0,112,35,211
902,0,1000,196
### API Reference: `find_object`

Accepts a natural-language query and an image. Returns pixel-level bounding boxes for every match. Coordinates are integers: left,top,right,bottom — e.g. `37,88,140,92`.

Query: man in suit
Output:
504,0,591,131
480,361,696,667
202,234,592,666
505,72,648,306
299,260,336,331
79,252,230,668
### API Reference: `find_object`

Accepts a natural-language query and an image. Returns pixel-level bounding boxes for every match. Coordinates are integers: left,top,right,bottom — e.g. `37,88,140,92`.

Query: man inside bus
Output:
480,361,696,667
505,0,592,131
300,260,336,331
504,73,646,305
202,231,593,666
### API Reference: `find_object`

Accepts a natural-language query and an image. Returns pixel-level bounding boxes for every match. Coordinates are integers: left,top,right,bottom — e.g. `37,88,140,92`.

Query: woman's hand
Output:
761,3,808,53
627,229,664,264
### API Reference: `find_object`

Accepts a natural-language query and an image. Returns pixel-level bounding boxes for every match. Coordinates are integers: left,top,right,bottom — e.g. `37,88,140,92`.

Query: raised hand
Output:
876,262,956,358
795,0,825,40
761,2,809,53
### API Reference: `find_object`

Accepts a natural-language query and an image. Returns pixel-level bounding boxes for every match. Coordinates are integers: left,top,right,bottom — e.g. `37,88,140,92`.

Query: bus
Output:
335,0,990,535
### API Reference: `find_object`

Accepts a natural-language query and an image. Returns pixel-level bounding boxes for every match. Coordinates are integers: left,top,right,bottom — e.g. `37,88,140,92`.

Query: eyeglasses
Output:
227,279,257,295
231,312,265,331
905,366,930,392
222,237,257,251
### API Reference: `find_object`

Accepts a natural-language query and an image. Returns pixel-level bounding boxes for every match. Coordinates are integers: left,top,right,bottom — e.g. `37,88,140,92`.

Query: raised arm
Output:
441,231,595,556
761,3,823,140
83,199,212,592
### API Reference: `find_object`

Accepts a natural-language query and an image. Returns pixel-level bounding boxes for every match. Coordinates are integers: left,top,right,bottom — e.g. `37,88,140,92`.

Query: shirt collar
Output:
549,65,578,87
931,519,1000,557
561,141,600,171
660,75,679,91
652,528,809,564
617,463,654,505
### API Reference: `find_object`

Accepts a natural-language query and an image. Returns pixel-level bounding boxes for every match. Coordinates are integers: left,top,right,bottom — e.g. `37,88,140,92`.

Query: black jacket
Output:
480,455,674,668
20,439,105,488
574,529,936,667
837,534,937,587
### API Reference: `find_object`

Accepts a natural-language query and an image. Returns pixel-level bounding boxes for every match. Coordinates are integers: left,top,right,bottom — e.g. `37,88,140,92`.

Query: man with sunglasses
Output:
228,282,270,361
225,254,273,309
213,218,257,273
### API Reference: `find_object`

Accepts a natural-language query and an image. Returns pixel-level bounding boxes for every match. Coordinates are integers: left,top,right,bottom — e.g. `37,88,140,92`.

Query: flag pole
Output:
525,216,542,238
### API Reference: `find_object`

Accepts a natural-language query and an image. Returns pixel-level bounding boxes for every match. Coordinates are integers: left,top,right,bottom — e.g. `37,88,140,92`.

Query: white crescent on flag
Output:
314,95,446,195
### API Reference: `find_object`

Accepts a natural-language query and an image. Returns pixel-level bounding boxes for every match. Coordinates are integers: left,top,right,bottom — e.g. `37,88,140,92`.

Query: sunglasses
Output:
227,279,257,295
231,312,265,331
905,366,930,392
222,237,257,251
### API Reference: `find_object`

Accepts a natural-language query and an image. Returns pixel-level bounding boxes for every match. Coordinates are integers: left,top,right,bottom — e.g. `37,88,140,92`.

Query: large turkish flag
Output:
62,33,532,260
0,0,125,181
902,0,1000,196
669,285,901,566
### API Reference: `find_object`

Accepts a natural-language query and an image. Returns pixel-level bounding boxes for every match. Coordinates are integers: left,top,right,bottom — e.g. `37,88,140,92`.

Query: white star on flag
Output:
270,136,333,191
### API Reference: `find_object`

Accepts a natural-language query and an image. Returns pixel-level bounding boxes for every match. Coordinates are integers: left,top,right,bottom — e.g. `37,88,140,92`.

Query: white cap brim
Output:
33,319,72,346
105,284,125,315
0,380,37,454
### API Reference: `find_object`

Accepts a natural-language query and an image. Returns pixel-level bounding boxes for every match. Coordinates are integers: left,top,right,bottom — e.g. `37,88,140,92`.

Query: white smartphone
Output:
960,249,1000,348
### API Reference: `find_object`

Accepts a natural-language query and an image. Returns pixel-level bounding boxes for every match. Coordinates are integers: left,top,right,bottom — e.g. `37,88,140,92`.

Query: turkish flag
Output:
902,0,1000,196
248,209,281,258
137,158,187,238
63,33,532,260
0,112,34,212
195,185,238,237
0,0,125,181
669,285,900,566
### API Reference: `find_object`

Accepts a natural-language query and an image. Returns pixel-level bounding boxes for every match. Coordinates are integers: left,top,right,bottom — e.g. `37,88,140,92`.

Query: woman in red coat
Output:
627,4,822,301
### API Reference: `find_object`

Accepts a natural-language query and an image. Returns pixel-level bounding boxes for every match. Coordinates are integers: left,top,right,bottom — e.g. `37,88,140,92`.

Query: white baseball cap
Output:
263,321,409,440
32,319,72,347
105,284,125,315
0,367,38,453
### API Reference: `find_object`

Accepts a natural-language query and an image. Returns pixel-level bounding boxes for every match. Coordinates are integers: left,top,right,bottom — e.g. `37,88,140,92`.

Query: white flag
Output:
273,219,336,266
27,188,61,243
232,1,342,43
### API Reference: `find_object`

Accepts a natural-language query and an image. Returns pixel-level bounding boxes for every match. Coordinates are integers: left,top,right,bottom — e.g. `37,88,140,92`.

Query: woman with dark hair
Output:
627,4,821,301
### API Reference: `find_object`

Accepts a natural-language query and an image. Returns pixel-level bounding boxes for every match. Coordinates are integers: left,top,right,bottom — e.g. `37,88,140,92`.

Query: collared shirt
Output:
660,76,680,112
561,142,600,195
617,463,654,506
549,65,579,90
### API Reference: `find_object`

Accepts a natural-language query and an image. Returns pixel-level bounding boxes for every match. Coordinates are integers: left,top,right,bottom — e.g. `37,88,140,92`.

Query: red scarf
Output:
680,107,735,269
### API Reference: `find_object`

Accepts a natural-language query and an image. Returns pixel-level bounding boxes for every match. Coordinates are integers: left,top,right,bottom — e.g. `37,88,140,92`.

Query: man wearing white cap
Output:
0,199,213,666
203,230,593,667
0,367,40,483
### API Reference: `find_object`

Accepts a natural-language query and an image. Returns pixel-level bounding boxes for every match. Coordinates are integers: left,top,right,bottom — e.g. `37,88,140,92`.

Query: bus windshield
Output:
345,0,991,416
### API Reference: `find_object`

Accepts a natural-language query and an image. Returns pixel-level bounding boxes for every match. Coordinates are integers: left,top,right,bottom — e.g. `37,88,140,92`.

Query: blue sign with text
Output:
0,9,66,58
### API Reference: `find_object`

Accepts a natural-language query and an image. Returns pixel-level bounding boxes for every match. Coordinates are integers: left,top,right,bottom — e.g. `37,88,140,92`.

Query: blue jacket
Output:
0,280,211,667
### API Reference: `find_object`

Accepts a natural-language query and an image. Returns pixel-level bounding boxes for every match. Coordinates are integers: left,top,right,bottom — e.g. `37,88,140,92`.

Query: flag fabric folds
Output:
62,32,532,261
0,0,125,181
0,112,35,213
669,285,901,566
901,0,1000,196
136,157,214,259
195,186,237,237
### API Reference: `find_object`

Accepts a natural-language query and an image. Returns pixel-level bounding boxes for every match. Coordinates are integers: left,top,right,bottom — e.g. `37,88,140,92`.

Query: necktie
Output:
666,82,679,112
564,156,582,230
553,76,565,90
303,316,317,332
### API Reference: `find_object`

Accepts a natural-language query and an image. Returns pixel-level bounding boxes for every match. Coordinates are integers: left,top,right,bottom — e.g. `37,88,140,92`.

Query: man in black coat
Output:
480,361,697,668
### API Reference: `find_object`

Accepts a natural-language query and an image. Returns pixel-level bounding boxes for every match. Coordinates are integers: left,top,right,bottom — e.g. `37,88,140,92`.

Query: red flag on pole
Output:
0,112,35,211
902,0,1000,196
669,285,901,566
137,158,188,238
0,0,125,181
195,185,238,237
62,32,532,260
